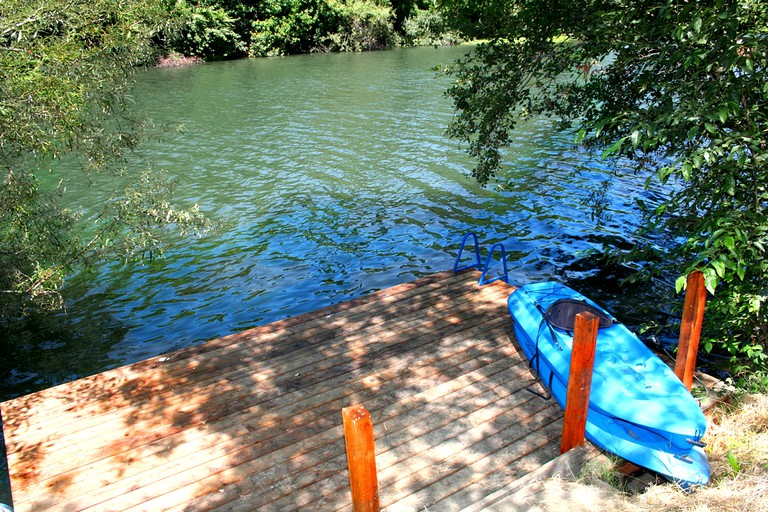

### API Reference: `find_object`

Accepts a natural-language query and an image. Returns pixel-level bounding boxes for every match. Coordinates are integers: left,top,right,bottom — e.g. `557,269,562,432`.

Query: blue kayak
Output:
508,281,710,487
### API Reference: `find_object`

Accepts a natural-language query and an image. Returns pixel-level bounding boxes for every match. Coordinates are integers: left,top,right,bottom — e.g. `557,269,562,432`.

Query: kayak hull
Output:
508,281,710,487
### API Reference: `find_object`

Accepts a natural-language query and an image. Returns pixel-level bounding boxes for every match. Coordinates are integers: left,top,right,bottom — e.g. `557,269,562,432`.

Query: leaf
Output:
630,129,641,148
681,162,692,180
675,275,687,294
712,259,726,278
692,17,703,33
602,136,626,158
718,107,729,124
594,118,608,138
702,269,718,294
726,451,741,476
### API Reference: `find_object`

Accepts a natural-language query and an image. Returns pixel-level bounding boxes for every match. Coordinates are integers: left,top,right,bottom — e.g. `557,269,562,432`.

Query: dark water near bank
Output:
0,46,674,505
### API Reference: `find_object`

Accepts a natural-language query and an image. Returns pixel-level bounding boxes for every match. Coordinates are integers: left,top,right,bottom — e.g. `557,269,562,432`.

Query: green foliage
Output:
0,171,77,316
171,0,245,60
726,450,742,476
390,0,432,30
249,0,325,57
248,0,397,57
319,0,398,52
732,370,768,393
402,6,461,46
1,0,206,321
439,0,768,375
160,1,449,58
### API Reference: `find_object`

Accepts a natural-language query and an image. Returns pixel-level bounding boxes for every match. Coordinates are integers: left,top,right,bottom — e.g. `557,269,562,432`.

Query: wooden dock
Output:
1,270,567,511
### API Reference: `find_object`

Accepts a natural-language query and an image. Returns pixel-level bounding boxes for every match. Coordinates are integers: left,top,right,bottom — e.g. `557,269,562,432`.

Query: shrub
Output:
249,1,323,57
318,1,398,52
248,0,397,57
172,1,245,60
402,7,460,46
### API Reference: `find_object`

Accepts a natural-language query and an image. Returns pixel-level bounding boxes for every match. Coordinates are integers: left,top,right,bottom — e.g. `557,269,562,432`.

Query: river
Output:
0,45,671,505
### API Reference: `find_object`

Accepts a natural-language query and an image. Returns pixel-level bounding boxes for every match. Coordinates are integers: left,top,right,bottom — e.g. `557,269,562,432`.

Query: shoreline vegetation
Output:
160,1,461,64
573,393,768,512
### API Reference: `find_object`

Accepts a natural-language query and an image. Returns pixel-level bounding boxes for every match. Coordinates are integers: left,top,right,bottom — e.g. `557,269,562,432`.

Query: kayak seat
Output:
544,298,614,331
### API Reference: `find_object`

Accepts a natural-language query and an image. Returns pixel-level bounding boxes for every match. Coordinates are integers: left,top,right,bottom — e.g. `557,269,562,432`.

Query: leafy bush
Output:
248,0,397,57
1,0,207,322
172,1,245,60
402,7,460,46
249,0,325,57
319,0,398,52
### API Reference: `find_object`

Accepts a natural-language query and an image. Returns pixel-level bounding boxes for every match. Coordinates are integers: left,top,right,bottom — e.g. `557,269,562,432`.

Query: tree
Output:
402,1,461,47
438,0,768,376
248,0,398,57
1,0,206,322
170,0,245,60
158,1,461,60
390,0,432,31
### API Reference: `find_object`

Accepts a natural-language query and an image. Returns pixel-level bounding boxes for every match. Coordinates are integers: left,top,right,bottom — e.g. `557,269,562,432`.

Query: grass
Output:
587,393,768,511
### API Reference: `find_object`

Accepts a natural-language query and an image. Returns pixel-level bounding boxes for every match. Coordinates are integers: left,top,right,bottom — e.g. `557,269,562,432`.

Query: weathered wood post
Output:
560,311,600,454
674,270,707,391
342,404,380,512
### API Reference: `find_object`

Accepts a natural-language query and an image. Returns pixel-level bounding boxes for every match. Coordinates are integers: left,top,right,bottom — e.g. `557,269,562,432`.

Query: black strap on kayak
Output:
525,316,555,400
534,302,564,350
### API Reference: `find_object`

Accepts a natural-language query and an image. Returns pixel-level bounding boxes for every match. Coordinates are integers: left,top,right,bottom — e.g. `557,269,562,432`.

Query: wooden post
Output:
674,270,707,391
560,311,599,454
342,404,380,512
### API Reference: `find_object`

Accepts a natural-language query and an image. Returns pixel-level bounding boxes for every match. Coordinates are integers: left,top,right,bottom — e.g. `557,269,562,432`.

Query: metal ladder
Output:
453,232,510,286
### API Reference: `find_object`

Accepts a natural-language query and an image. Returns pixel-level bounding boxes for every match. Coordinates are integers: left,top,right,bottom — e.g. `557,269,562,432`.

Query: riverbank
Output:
156,53,203,68
537,393,768,512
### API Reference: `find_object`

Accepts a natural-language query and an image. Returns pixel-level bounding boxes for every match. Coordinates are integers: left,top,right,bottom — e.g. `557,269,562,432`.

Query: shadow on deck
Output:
1,270,568,511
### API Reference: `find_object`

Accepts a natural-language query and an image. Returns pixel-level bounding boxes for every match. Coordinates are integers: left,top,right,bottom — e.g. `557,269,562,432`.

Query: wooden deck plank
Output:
109,320,520,512
1,271,463,422
7,270,510,506
37,320,517,511
202,349,547,512
2,270,571,511
12,297,511,493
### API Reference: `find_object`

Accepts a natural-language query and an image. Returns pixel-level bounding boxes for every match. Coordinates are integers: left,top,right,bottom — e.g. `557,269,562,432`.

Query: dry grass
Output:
529,394,768,512
615,393,768,512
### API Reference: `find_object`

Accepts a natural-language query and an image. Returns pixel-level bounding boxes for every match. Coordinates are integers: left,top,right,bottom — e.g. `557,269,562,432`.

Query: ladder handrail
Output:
453,232,510,286
479,242,510,286
453,232,482,272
